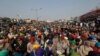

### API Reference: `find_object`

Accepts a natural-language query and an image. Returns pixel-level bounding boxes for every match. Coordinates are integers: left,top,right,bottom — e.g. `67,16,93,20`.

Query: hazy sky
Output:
0,0,99,21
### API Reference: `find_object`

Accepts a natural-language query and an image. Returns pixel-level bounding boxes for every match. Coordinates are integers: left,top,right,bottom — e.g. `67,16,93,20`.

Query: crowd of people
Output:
0,21,100,56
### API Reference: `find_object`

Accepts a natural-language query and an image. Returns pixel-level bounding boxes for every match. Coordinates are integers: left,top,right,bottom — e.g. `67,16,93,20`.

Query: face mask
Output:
49,46,52,50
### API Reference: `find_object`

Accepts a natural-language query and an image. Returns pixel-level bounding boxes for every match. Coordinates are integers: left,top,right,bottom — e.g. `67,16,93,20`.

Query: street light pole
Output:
31,8,42,21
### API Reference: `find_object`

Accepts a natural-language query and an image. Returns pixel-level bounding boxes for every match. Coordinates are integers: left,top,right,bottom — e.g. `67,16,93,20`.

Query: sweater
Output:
79,45,93,56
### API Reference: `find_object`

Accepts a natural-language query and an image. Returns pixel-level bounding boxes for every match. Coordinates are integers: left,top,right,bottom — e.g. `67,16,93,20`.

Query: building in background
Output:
80,8,100,32
80,8,100,22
